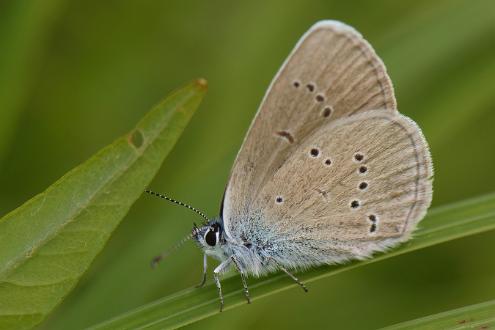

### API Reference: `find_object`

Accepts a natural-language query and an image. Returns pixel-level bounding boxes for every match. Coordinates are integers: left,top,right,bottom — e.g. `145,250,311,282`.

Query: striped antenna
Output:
144,189,210,224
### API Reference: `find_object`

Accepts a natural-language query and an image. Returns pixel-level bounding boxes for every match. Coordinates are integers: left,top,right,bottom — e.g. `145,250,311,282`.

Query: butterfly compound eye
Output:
205,230,217,246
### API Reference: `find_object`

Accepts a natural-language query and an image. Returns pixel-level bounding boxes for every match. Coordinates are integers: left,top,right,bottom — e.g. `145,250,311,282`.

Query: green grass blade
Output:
88,192,495,330
0,79,207,330
381,299,495,330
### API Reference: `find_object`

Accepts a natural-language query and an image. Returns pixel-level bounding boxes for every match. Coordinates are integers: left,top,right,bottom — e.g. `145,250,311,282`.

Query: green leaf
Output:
0,79,207,330
381,299,495,330
88,192,495,330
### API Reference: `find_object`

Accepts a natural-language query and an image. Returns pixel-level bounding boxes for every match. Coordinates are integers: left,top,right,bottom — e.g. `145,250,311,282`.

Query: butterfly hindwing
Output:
253,110,432,260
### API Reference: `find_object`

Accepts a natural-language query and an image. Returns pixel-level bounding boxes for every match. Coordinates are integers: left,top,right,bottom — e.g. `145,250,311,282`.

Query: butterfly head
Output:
192,220,225,251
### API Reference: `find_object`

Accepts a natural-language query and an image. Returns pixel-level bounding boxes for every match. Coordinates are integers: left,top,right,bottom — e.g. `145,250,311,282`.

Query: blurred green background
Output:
1,0,495,329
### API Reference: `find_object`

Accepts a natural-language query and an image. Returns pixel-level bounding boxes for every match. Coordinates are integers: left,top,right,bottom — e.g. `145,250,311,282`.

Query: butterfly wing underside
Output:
222,20,399,240
253,110,432,260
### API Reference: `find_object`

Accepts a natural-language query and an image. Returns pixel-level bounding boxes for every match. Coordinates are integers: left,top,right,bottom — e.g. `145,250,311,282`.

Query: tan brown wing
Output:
253,110,433,258
222,21,396,237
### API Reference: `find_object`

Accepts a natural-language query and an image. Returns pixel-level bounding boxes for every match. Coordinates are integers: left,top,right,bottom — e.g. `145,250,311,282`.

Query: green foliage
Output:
0,80,207,329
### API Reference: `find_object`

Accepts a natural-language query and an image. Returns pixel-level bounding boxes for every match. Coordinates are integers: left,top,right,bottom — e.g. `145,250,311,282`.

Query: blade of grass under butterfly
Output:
88,192,495,330
0,79,207,330
380,298,495,330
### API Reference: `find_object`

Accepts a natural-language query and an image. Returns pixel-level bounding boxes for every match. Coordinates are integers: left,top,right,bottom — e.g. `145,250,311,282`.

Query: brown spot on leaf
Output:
129,129,144,149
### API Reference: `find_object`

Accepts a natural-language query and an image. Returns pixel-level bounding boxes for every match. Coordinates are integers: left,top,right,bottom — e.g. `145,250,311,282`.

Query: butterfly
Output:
146,20,433,311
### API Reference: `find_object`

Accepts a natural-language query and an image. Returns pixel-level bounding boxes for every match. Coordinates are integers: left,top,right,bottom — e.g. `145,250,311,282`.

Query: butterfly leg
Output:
231,256,251,304
213,258,232,312
279,266,308,292
196,254,208,288
267,257,308,292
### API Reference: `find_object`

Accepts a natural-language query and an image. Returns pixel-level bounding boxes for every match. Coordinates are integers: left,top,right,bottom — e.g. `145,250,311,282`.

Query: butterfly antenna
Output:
144,189,210,224
150,232,194,268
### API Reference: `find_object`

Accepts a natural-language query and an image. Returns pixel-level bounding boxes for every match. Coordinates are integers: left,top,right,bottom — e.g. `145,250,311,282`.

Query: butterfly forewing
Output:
223,21,397,239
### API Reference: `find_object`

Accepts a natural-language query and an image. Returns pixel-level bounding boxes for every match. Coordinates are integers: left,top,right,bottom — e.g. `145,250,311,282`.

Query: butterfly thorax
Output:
193,217,276,276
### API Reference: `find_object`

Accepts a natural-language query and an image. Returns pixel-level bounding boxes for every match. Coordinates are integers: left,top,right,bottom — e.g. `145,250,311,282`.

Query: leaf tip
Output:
195,78,208,91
